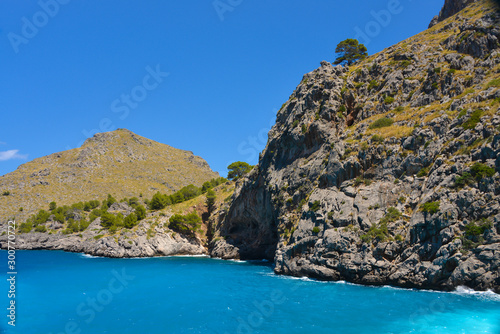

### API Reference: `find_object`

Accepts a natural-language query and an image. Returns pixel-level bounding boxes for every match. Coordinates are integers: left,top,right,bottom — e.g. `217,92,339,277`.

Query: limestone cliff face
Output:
429,0,477,27
212,0,500,293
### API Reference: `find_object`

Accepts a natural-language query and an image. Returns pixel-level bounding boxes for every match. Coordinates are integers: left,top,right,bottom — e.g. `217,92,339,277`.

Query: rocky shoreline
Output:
0,218,206,258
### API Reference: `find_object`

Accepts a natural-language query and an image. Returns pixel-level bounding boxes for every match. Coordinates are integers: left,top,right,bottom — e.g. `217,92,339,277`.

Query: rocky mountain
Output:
211,0,500,293
429,0,477,27
0,128,218,223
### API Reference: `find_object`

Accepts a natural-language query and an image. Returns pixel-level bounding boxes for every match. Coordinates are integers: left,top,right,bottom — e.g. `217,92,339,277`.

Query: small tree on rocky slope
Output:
334,39,368,66
206,189,217,214
227,161,252,181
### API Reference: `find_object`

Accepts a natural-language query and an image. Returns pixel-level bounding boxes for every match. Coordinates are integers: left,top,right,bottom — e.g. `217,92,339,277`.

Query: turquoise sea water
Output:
1,250,499,334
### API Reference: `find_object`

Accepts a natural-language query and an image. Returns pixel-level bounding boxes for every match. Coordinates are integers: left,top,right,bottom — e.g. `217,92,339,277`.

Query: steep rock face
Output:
213,0,500,292
210,174,279,259
211,63,349,260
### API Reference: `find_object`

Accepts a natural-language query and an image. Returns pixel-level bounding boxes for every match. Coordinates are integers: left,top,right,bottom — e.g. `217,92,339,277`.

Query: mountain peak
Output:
82,128,148,146
429,0,481,27
0,130,218,222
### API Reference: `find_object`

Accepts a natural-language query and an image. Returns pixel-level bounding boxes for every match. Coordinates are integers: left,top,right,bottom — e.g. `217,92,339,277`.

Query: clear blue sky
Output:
0,0,443,177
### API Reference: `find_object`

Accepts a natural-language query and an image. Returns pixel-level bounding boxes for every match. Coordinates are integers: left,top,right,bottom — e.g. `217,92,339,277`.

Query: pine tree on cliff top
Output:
334,39,368,66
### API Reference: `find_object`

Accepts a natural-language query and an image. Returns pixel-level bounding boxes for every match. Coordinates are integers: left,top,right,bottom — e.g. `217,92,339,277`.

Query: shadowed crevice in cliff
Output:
210,172,279,260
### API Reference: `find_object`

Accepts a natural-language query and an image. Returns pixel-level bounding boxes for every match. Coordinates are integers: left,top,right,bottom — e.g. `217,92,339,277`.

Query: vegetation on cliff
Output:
13,176,229,239
211,0,500,292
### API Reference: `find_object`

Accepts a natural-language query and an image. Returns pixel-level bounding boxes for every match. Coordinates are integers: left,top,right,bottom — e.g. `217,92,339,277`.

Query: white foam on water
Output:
452,286,500,301
260,273,500,298
79,253,102,258
228,259,247,263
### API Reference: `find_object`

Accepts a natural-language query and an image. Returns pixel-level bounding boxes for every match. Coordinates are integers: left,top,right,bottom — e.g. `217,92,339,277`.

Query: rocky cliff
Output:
211,0,500,293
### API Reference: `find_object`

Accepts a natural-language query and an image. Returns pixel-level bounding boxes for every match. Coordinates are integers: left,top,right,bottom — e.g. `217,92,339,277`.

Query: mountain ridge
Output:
0,128,218,222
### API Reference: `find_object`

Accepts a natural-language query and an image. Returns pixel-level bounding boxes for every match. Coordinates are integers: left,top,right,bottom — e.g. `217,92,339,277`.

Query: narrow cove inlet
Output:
1,250,499,334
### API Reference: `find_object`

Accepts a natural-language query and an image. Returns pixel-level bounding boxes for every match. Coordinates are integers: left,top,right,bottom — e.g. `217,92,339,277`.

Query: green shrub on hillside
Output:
33,210,50,226
310,201,321,212
35,225,47,233
361,222,389,243
124,213,138,229
380,207,402,224
371,135,384,143
384,96,395,104
53,212,65,224
462,109,483,130
201,177,227,193
455,172,474,188
462,219,493,250
19,222,32,234
369,117,394,129
105,194,117,208
417,167,429,177
150,192,170,210
301,124,307,134
486,78,500,88
128,197,140,207
464,220,492,237
135,205,146,221
89,208,104,222
470,162,495,180
79,219,90,231
169,212,202,235
420,201,440,214
71,202,85,211
100,212,116,229
354,177,372,187
368,80,378,91
206,189,217,213
176,185,202,202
